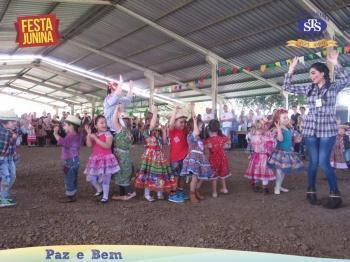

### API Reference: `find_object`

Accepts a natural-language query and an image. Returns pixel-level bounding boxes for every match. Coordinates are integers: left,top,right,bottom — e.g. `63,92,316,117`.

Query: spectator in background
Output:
220,105,233,149
203,107,214,125
231,112,240,148
300,106,307,121
290,105,300,128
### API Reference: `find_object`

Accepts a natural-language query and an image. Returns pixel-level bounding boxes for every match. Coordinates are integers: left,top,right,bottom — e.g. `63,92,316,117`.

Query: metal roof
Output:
0,0,349,111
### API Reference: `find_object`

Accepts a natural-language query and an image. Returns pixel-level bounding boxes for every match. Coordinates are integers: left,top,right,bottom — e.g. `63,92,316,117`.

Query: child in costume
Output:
111,105,136,201
331,125,348,170
205,119,232,197
134,105,176,202
267,109,304,195
84,115,120,203
245,120,276,194
180,103,215,203
0,110,19,208
53,115,83,203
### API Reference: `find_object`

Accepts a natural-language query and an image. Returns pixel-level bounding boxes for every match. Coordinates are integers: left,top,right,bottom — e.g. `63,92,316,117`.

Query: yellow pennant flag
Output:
260,64,267,72
275,61,281,67
286,59,292,65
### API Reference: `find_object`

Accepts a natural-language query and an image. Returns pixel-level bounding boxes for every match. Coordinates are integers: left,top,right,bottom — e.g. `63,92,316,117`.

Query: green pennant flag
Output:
307,53,315,60
267,63,275,69
205,75,211,80
337,46,344,54
238,67,243,73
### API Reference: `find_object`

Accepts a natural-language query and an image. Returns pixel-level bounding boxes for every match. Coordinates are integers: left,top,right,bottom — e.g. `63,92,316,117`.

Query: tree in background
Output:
234,93,306,114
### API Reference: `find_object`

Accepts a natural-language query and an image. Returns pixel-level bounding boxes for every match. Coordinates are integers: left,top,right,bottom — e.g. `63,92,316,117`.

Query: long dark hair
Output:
208,119,224,136
308,62,331,97
91,115,106,133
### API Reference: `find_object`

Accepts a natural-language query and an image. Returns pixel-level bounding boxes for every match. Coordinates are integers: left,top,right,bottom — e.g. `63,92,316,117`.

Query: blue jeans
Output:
304,136,338,192
0,156,16,199
344,149,350,168
63,156,80,196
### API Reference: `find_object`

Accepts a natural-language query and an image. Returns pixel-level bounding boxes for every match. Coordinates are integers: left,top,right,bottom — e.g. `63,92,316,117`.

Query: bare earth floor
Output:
0,146,349,259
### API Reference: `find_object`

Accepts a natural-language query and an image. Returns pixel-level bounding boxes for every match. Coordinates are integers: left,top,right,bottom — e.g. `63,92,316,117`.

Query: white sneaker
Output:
280,187,289,193
274,187,281,195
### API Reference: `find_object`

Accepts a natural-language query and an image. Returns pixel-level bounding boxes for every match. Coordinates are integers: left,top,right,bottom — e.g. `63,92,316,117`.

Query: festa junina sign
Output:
15,14,60,48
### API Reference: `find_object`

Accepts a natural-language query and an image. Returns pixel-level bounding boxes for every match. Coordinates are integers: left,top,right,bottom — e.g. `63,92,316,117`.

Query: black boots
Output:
323,190,342,209
306,188,318,205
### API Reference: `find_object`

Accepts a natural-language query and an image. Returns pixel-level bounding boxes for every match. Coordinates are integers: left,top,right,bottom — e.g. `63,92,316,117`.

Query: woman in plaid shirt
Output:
283,50,350,209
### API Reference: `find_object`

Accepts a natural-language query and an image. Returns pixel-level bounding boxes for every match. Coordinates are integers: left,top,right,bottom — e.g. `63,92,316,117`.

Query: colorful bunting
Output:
156,44,350,93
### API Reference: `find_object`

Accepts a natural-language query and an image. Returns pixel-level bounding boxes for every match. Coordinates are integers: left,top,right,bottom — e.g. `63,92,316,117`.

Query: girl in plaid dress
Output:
180,103,215,203
284,50,350,208
268,109,304,195
245,120,276,194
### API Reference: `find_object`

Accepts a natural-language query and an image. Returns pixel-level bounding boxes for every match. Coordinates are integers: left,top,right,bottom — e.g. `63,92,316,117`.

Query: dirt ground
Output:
0,145,349,259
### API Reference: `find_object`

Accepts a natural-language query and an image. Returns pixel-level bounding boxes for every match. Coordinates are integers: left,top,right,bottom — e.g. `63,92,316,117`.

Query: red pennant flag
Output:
219,67,227,74
232,67,238,74
344,45,350,54
245,66,252,72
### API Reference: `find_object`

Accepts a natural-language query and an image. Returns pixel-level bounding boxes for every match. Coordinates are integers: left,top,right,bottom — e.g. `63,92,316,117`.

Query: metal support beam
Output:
70,104,75,115
283,92,289,109
4,83,81,105
111,2,282,92
207,56,219,119
0,89,65,108
91,101,96,117
145,72,155,106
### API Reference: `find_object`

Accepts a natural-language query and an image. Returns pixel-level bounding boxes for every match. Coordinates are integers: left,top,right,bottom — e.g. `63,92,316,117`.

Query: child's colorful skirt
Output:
134,148,176,192
180,150,215,180
84,153,120,183
27,134,36,143
245,152,275,181
267,149,304,174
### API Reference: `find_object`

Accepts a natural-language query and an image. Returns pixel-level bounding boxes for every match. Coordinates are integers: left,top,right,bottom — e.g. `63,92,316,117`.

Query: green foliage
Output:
234,93,306,111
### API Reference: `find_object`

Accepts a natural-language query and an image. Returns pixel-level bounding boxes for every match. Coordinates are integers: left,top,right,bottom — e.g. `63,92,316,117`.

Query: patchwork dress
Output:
113,128,134,186
268,128,304,174
245,132,276,181
331,134,347,169
134,130,176,192
180,132,215,180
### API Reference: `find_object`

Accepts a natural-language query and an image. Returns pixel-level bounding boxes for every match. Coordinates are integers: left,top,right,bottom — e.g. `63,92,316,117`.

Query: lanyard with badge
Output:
314,85,329,109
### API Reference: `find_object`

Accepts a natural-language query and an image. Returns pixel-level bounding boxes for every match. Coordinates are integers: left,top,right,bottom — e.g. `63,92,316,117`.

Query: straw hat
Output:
0,110,19,121
65,115,81,126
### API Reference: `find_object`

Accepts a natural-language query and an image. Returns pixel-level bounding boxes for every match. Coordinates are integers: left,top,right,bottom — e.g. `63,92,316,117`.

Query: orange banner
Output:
15,14,60,48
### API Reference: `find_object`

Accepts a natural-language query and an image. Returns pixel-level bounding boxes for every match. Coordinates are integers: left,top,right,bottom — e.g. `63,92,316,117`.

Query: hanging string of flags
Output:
155,44,350,94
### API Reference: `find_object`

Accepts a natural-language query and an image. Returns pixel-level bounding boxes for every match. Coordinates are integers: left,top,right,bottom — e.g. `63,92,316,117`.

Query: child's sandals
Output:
144,195,155,202
100,197,108,204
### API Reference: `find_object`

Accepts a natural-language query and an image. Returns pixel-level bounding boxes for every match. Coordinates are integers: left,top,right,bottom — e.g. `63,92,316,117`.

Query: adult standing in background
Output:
203,107,214,125
283,50,350,209
220,105,233,149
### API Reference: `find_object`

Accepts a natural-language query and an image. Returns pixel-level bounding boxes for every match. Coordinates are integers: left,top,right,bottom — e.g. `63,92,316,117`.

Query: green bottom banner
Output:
0,245,348,262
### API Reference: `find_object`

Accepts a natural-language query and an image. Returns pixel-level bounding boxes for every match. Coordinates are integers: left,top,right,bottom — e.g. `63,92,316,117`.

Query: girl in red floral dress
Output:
205,119,232,197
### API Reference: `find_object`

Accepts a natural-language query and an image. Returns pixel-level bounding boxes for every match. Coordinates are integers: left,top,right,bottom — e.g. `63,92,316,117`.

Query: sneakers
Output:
168,193,185,203
0,198,17,208
177,190,189,200
280,187,289,193
274,187,280,195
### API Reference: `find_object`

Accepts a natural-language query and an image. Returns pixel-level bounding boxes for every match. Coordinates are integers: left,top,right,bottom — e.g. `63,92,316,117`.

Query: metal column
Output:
206,56,219,119
145,72,155,107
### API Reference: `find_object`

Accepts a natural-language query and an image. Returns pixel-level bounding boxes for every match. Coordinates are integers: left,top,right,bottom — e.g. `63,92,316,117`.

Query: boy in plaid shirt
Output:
0,110,19,208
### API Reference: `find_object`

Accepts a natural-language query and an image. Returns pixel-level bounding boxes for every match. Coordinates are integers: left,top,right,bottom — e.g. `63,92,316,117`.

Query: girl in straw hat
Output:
53,115,83,203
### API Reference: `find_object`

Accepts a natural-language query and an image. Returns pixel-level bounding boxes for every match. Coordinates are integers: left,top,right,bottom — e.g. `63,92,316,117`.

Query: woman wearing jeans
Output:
283,50,350,209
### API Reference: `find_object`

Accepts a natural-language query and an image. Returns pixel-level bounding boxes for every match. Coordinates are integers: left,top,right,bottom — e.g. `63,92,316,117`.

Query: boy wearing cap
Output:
54,115,83,203
0,110,19,207
168,106,189,203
